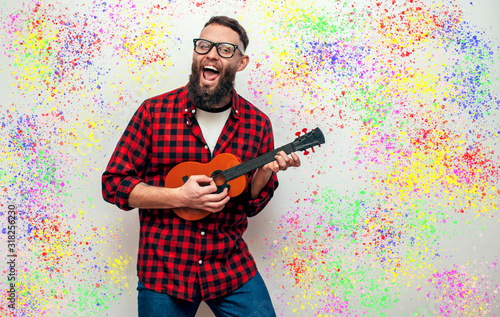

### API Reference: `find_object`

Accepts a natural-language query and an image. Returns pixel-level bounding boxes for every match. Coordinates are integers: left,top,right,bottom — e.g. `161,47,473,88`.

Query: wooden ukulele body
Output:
164,153,248,221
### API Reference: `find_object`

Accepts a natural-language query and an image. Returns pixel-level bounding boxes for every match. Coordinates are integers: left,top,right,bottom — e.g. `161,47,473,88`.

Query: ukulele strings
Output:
222,143,295,181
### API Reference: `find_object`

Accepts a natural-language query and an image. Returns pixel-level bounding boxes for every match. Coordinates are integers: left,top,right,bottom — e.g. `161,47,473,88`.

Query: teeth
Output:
204,66,219,72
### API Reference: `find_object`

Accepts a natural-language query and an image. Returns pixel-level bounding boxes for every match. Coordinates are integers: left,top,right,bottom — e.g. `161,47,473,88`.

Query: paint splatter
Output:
1,0,499,316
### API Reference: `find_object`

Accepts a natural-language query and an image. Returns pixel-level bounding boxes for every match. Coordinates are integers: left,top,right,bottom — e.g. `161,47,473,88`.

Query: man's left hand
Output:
250,151,301,199
262,151,301,173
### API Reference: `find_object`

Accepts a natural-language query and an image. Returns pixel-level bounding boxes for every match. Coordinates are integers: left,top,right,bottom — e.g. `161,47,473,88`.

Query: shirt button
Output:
184,108,188,112
201,231,205,236
204,145,209,150
192,109,196,113
186,120,190,125
198,260,203,265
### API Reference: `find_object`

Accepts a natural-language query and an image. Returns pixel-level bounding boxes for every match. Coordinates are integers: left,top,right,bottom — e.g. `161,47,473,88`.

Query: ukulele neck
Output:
223,143,295,182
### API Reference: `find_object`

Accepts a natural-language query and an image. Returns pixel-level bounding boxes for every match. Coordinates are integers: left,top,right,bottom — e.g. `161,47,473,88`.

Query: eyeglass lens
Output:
195,40,236,58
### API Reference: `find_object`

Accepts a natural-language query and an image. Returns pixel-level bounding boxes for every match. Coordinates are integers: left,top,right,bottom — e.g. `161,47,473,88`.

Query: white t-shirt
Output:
195,107,231,155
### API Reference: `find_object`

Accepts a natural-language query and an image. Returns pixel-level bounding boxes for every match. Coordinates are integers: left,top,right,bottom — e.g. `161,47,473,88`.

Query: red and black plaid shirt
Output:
102,86,278,302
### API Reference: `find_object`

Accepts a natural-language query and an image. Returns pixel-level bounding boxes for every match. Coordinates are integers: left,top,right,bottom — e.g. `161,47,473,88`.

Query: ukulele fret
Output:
223,143,295,182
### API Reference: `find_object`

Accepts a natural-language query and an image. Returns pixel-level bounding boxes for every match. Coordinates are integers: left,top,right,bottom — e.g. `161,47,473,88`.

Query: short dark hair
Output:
204,16,249,51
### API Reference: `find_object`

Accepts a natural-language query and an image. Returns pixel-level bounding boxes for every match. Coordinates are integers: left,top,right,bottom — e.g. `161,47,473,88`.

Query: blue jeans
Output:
137,272,276,317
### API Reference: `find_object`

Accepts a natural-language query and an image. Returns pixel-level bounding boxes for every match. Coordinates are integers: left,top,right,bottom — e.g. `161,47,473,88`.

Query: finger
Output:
268,161,280,173
275,154,288,171
202,187,227,202
206,194,230,213
281,151,292,163
263,160,280,173
290,152,301,167
200,184,218,195
185,175,215,192
190,174,213,184
276,151,290,162
188,176,218,194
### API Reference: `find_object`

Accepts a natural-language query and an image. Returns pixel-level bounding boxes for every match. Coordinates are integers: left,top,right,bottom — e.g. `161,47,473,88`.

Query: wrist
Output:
169,186,184,209
251,168,273,199
255,167,273,178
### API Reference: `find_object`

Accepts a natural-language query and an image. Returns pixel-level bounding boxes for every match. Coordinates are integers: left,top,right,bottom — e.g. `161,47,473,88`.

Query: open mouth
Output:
202,65,220,82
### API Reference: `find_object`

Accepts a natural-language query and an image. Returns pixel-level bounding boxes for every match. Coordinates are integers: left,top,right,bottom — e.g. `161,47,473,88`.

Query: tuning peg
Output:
295,128,309,137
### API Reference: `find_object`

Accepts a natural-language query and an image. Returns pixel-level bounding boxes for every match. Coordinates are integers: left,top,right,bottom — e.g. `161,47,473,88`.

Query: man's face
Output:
187,23,249,109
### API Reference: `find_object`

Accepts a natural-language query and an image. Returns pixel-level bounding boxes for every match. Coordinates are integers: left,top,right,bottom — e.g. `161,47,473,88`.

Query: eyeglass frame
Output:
193,38,245,59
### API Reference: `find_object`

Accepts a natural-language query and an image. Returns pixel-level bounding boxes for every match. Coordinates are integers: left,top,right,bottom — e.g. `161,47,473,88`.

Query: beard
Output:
186,60,237,111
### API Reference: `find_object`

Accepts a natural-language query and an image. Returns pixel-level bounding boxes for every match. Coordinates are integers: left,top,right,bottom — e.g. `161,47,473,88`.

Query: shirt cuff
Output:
115,176,143,211
245,173,278,217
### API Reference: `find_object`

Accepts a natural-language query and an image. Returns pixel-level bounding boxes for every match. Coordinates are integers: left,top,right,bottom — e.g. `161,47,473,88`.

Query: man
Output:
102,16,300,316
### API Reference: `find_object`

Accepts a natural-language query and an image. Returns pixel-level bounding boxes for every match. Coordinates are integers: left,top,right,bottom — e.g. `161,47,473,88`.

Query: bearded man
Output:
102,16,300,317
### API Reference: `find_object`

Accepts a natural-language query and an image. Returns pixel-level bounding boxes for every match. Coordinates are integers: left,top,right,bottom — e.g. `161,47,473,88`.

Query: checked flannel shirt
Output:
101,86,278,302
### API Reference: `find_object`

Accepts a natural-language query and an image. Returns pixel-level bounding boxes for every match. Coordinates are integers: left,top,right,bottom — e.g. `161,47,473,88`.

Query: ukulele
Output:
164,127,325,221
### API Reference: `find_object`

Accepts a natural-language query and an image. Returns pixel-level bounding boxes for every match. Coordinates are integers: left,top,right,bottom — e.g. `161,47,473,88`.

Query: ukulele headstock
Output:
293,127,325,155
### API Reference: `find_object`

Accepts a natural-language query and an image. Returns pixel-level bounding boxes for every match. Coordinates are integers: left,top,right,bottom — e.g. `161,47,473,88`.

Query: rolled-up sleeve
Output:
245,172,278,217
102,101,152,211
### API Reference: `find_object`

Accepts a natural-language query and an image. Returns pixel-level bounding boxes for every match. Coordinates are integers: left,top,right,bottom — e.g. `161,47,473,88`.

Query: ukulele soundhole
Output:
211,170,229,194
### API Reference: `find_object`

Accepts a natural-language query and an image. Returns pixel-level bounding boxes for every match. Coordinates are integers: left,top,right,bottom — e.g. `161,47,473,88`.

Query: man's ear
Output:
237,55,250,72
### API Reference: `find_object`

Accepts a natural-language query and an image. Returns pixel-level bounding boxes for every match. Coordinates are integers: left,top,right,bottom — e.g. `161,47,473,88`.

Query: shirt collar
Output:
184,88,241,120
229,89,241,119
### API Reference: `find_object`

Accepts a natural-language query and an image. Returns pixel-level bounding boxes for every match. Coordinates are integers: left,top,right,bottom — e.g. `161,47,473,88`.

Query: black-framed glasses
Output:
193,39,245,58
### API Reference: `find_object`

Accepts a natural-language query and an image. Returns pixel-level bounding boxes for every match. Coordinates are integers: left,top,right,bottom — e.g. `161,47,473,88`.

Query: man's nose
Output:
206,45,220,59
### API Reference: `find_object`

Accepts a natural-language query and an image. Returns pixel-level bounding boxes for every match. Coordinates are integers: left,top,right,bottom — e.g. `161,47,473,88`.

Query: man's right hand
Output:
177,175,230,213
